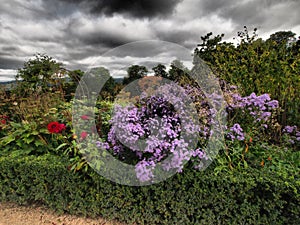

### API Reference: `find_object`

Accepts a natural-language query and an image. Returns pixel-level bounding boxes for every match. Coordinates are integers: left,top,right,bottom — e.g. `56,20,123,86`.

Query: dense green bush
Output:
0,152,299,225
194,28,300,127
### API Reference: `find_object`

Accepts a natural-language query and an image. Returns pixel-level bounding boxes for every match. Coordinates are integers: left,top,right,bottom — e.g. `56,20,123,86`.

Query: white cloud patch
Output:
0,69,17,81
69,14,156,44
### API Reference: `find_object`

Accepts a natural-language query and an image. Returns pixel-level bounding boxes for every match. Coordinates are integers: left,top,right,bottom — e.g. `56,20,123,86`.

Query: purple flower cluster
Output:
282,125,300,144
96,83,208,182
227,123,245,141
229,92,279,124
283,125,298,134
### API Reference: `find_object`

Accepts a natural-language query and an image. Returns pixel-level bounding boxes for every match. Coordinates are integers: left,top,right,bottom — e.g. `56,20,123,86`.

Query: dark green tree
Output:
63,69,85,101
14,53,64,96
268,31,296,45
168,60,191,85
87,67,117,100
152,64,168,78
123,65,148,85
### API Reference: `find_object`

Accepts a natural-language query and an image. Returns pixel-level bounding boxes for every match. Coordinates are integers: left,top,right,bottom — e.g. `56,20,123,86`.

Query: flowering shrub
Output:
228,92,278,124
282,125,300,147
95,83,211,182
80,76,300,180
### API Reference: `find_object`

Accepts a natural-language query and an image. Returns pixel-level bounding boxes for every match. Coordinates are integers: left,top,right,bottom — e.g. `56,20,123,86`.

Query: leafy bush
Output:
194,28,300,127
0,153,299,225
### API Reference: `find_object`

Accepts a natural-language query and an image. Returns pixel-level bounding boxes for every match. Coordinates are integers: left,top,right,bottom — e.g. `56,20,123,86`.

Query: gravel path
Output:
0,202,126,225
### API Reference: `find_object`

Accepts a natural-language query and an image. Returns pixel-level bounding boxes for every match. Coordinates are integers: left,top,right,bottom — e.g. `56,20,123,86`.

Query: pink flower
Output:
80,131,88,139
80,115,90,120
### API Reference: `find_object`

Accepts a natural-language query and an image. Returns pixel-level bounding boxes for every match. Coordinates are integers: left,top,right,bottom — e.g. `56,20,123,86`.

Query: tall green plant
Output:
14,53,66,97
194,27,300,126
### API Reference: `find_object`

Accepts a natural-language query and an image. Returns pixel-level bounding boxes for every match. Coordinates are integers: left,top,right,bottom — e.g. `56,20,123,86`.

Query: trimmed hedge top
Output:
0,153,299,225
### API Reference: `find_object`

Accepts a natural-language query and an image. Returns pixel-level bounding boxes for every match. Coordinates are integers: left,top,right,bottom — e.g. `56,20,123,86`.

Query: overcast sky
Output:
0,0,299,81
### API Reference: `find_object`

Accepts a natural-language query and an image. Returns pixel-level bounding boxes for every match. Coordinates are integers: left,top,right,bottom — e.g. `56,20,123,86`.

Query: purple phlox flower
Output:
259,93,271,102
135,160,155,182
163,147,191,173
258,111,271,122
227,123,245,141
267,100,279,109
113,145,123,154
283,125,297,133
288,139,295,144
249,92,257,99
229,85,237,90
170,139,185,152
226,132,235,141
232,93,242,102
230,123,244,135
107,128,117,145
191,148,208,160
127,122,145,136
96,141,110,150
145,135,161,153
166,127,178,139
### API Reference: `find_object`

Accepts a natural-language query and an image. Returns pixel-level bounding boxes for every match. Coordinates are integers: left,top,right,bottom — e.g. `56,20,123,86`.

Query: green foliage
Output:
0,154,299,225
123,65,148,85
0,93,76,158
14,54,65,96
63,69,84,101
215,140,300,175
0,121,51,156
194,27,300,126
152,64,168,78
95,100,114,138
168,59,191,84
269,31,296,44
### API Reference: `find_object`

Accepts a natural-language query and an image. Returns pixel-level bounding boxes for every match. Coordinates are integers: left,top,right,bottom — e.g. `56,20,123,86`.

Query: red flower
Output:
80,115,90,120
47,122,66,133
0,119,6,125
59,123,66,131
80,131,88,139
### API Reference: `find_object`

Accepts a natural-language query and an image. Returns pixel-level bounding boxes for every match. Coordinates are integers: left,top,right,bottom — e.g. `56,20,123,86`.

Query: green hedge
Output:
0,153,299,225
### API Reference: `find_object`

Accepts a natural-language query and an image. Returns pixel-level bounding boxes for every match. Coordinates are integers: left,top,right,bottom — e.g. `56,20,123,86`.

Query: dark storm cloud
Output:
0,46,22,58
194,0,298,18
155,30,194,47
73,29,131,47
53,0,181,18
216,0,300,31
200,0,235,14
0,57,23,70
